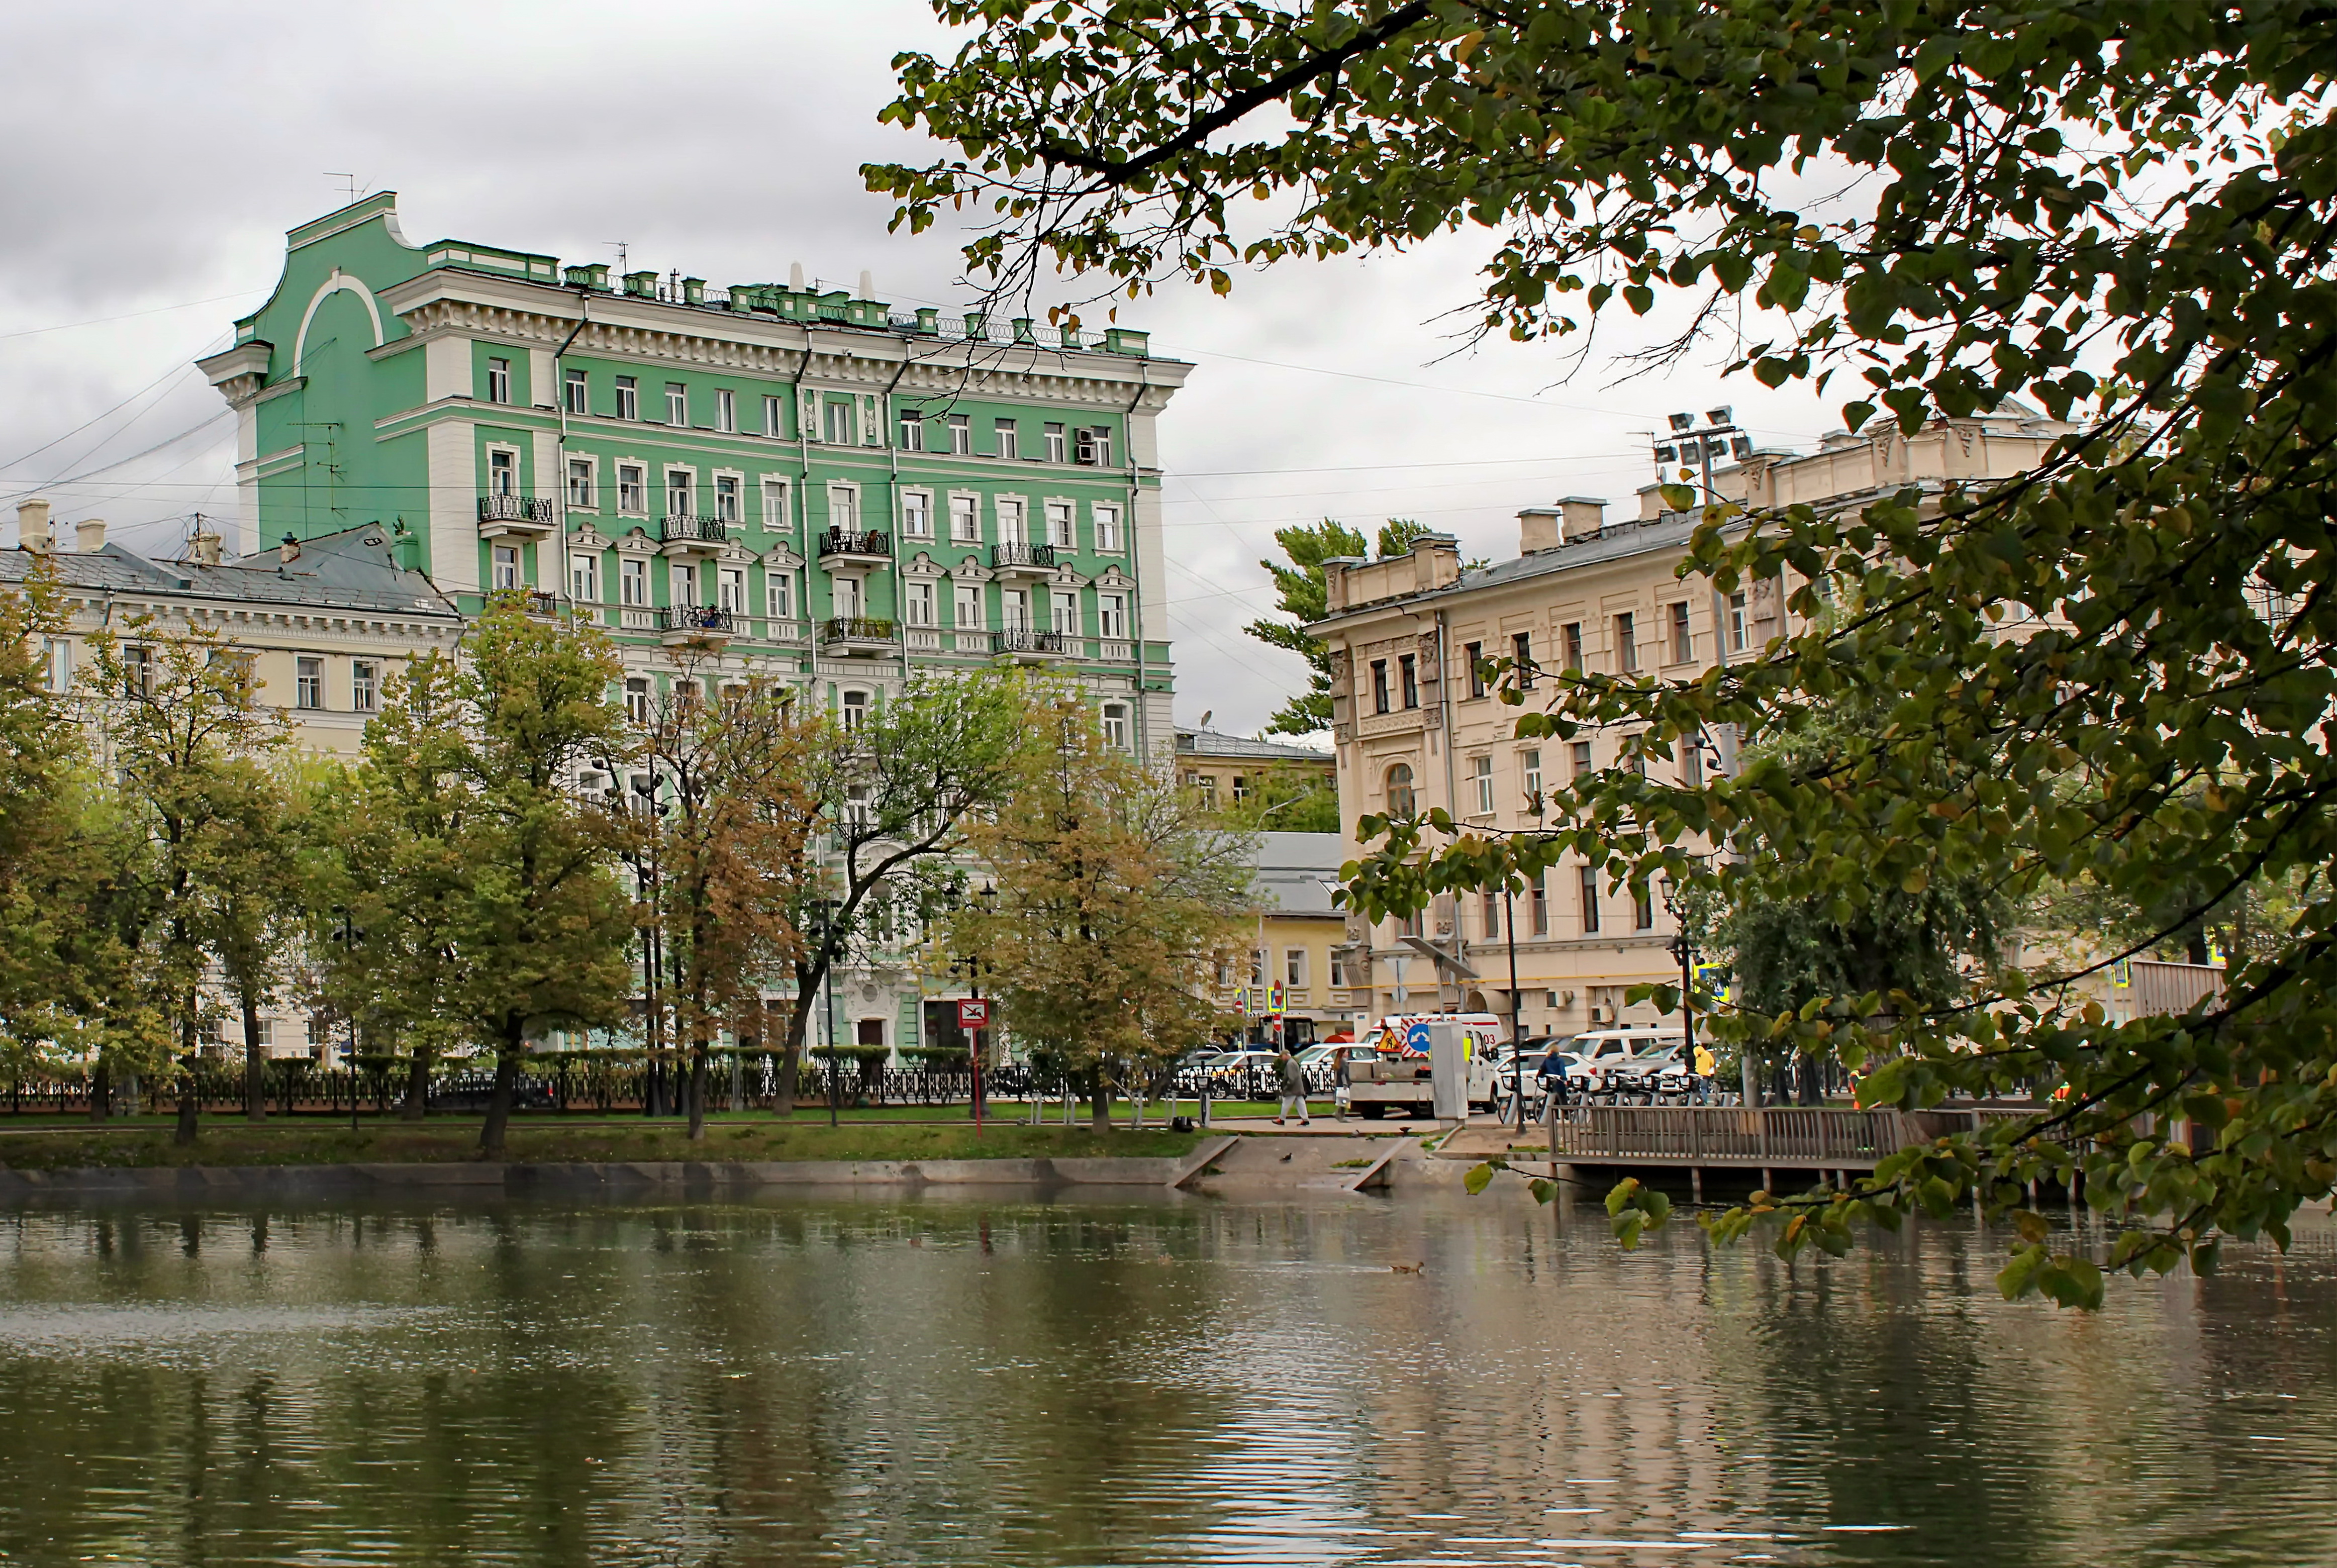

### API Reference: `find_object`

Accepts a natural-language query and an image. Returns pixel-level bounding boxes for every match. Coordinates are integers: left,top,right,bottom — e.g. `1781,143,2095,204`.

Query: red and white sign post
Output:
957,998,991,1133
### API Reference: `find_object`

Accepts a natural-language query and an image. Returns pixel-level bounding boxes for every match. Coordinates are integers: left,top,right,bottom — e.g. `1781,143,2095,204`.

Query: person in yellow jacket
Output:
1692,1043,1717,1103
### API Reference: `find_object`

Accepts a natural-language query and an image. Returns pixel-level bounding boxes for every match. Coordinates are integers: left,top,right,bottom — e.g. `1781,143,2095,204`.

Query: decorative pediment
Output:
717,539,757,566
1092,564,1136,591
615,526,660,556
945,554,994,583
901,551,947,580
567,523,613,553
1046,565,1093,590
760,544,805,572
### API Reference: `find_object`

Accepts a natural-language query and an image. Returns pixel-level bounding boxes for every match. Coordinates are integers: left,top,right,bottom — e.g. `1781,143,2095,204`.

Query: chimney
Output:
189,528,223,566
1558,496,1606,540
789,261,807,291
279,533,303,565
16,499,51,554
858,269,875,300
75,518,107,555
1518,506,1561,555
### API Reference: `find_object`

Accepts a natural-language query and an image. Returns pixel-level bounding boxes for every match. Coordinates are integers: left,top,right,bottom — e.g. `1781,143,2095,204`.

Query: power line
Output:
0,288,265,348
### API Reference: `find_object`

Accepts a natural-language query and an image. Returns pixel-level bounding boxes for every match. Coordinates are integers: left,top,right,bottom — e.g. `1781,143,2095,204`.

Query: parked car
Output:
427,1073,558,1114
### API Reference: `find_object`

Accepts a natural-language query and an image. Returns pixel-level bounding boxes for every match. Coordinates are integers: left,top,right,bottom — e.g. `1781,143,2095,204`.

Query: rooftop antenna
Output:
609,241,629,274
325,172,363,199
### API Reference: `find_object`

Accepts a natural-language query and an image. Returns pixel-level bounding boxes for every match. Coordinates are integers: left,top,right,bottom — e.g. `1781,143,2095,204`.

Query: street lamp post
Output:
948,879,997,1137
331,906,362,1134
1504,886,1527,1133
1661,874,1696,1100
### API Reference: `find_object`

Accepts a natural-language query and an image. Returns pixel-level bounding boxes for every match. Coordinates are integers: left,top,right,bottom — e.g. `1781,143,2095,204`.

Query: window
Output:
1371,659,1390,714
617,464,646,514
488,448,516,497
947,413,971,454
994,417,1019,460
1093,503,1123,552
896,490,931,539
1465,641,1486,699
718,567,746,614
1329,951,1348,989
714,388,735,433
905,580,936,626
1232,773,1249,803
570,552,599,602
1051,587,1079,636
764,394,785,437
1578,865,1601,934
1471,754,1494,816
1386,762,1415,817
1481,892,1501,940
1728,592,1748,652
1529,871,1549,937
615,375,638,420
1097,593,1127,639
840,690,869,731
1512,631,1534,688
1669,600,1692,663
715,475,741,524
625,678,650,725
491,544,519,591
669,560,697,605
665,383,688,425
766,570,797,620
122,645,151,696
1522,749,1543,814
949,494,980,542
996,498,1026,544
953,583,983,629
1571,740,1594,779
296,655,323,710
351,660,377,713
898,411,925,451
829,484,859,532
844,783,874,831
1101,702,1130,750
666,470,693,519
824,399,854,444
1285,948,1308,988
1044,500,1074,547
1635,889,1655,931
41,638,71,693
566,458,596,509
1616,611,1638,672
1044,422,1066,462
564,367,588,415
833,575,864,620
1399,653,1418,709
486,357,512,404
1563,622,1584,672
621,557,648,606
1077,425,1113,466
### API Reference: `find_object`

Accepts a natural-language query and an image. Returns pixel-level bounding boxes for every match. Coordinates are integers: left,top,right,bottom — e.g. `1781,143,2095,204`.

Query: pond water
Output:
0,1189,2331,1566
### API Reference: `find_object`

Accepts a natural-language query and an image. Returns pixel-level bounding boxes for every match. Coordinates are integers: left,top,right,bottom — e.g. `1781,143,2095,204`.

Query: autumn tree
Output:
953,683,1251,1130
872,0,2337,1304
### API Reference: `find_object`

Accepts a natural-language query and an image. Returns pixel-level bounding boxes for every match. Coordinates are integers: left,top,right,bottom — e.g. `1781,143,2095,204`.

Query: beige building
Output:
1218,832,1358,1046
1175,724,1334,814
1308,408,2072,1038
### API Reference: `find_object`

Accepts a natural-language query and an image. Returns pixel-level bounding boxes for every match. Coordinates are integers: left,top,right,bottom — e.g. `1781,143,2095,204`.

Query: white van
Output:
1347,1014,1507,1117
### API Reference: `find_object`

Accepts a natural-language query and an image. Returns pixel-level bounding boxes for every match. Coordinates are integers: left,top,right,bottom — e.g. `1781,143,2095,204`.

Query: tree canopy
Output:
873,0,2337,1303
1246,518,1432,737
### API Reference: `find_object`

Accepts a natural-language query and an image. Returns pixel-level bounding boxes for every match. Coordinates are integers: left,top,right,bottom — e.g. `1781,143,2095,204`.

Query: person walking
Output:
1692,1041,1717,1105
1274,1044,1310,1126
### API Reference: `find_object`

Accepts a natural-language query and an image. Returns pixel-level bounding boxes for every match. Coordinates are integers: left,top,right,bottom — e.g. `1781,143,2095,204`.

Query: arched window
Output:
1386,762,1415,818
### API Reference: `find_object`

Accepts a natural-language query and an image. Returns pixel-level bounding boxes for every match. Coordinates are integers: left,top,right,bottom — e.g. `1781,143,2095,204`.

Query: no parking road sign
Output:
957,999,991,1028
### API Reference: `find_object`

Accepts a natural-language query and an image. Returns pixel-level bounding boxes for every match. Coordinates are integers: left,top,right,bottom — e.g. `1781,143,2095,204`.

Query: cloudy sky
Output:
0,1,1840,738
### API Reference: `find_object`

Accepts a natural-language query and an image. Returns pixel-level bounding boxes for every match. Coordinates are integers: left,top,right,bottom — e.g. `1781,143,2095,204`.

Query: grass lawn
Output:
0,1118,1206,1171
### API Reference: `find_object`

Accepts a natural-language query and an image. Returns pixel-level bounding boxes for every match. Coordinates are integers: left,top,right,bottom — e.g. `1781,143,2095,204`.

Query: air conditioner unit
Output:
1588,1004,1615,1025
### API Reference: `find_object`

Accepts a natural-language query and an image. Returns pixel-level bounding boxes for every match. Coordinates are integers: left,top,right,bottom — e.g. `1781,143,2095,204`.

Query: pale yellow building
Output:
1175,724,1334,813
1308,408,2073,1038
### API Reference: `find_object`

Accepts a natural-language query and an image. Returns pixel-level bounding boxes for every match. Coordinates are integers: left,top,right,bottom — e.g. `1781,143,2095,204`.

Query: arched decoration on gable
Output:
759,544,805,571
616,526,661,557
946,553,994,583
901,551,946,579
1093,564,1136,592
567,523,613,553
293,269,386,373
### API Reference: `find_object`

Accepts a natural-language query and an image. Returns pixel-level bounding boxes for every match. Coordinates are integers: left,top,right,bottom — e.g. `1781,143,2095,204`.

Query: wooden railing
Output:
1549,1106,1909,1167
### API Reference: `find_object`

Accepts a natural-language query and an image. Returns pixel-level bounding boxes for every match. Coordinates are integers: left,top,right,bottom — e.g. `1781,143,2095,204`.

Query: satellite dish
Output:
1197,710,1213,729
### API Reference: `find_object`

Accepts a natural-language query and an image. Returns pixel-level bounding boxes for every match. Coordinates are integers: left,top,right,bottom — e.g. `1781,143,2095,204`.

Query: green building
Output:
198,191,1186,755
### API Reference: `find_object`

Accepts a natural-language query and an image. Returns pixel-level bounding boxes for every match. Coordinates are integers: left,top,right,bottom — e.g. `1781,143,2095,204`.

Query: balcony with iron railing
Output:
822,616,899,651
660,514,728,550
524,590,559,619
478,494,555,534
818,528,893,562
657,605,737,641
991,625,1074,660
990,541,1057,573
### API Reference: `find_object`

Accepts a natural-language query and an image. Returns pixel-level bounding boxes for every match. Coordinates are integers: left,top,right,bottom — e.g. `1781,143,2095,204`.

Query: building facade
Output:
191,192,1191,1062
1174,724,1335,813
1308,408,2073,1040
1216,832,1357,1047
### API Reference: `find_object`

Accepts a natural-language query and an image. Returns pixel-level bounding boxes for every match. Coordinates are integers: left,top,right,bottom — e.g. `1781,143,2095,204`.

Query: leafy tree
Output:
628,654,820,1138
768,667,1028,1115
85,617,290,1133
873,1,2337,1303
1210,759,1340,835
1245,519,1429,736
953,682,1251,1129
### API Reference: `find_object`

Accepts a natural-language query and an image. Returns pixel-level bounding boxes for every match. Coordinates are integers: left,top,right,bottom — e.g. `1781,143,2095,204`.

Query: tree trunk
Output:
402,1041,433,1120
1089,1069,1111,1134
775,992,809,1118
478,1044,519,1158
87,1060,111,1123
242,988,266,1123
174,1019,201,1146
685,1041,709,1139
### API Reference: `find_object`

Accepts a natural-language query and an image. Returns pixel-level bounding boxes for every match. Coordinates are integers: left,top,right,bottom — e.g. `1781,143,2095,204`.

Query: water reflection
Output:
0,1192,2331,1566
